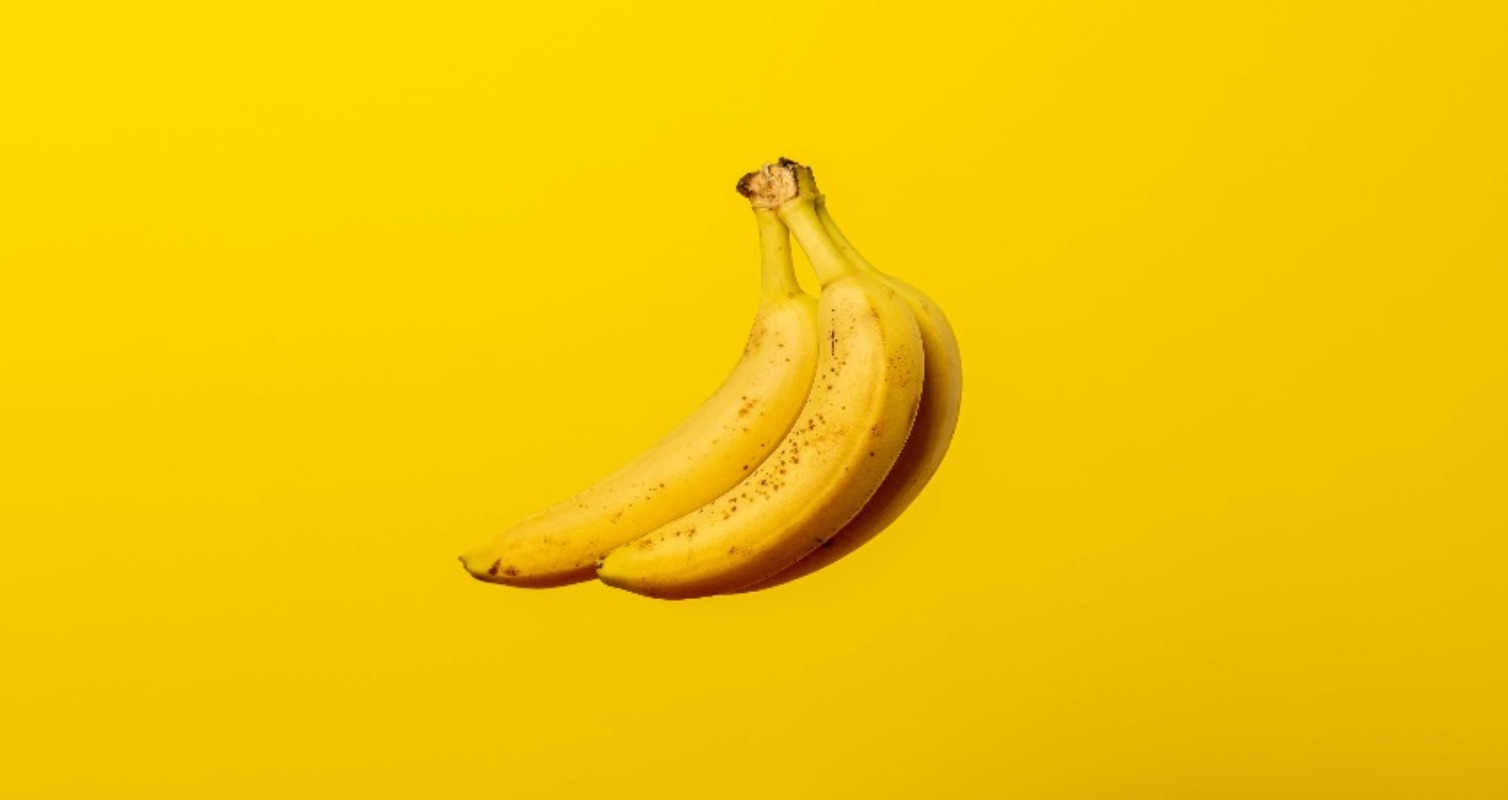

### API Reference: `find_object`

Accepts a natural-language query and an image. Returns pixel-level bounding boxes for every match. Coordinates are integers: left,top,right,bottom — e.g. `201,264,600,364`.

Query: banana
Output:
740,190,962,591
458,207,818,587
596,160,926,599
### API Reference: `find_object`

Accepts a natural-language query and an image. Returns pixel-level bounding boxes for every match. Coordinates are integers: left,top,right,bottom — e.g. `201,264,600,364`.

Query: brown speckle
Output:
487,560,501,577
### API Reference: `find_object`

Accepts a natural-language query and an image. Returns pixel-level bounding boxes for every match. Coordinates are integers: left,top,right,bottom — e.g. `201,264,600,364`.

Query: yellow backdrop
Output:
3,1,1505,797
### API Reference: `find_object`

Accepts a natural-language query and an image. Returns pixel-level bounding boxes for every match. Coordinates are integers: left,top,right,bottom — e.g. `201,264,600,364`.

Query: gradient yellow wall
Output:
3,1,1505,797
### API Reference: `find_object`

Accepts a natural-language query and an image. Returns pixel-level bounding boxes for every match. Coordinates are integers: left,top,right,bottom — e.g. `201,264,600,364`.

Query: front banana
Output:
740,187,963,591
596,161,926,599
459,209,818,587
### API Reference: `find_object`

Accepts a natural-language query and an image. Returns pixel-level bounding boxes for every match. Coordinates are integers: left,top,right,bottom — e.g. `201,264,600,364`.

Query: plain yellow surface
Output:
3,1,1506,797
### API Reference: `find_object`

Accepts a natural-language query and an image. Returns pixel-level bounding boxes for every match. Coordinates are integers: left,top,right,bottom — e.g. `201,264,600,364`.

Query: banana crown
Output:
463,158,959,599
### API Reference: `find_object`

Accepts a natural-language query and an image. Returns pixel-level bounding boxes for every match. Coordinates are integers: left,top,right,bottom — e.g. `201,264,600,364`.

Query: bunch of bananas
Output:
460,159,962,599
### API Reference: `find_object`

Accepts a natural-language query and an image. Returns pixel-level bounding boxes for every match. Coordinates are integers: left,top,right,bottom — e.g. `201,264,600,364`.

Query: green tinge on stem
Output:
754,208,801,302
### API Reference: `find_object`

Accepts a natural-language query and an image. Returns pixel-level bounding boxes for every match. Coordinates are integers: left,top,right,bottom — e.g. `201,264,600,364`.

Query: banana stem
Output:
737,158,858,286
814,198,878,276
780,200,855,285
755,208,801,302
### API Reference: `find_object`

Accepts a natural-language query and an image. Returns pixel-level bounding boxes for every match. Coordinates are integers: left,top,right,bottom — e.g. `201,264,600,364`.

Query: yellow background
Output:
3,1,1505,797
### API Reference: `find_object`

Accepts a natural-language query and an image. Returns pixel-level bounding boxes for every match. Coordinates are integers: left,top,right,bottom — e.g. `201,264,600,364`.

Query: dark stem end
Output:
736,157,819,209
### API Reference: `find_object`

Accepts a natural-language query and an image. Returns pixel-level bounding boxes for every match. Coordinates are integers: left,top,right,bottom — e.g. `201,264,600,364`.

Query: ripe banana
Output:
741,188,962,591
458,208,818,586
596,161,926,599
